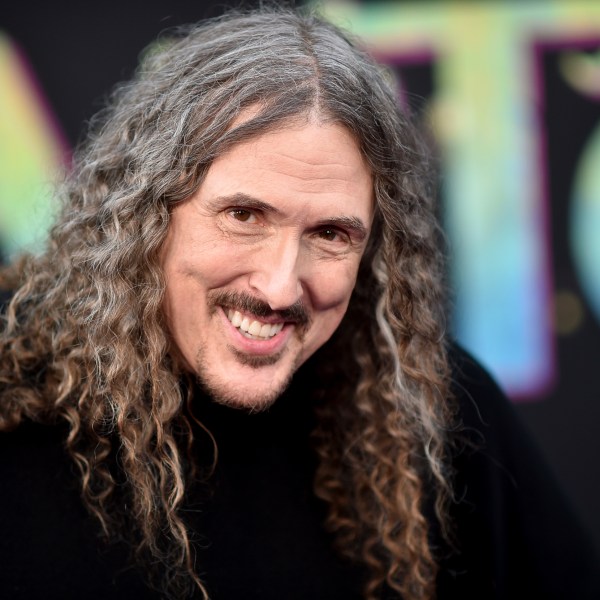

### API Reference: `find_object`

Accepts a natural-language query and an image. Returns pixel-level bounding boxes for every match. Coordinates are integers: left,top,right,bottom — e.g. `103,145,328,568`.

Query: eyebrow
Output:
211,193,275,213
212,193,370,241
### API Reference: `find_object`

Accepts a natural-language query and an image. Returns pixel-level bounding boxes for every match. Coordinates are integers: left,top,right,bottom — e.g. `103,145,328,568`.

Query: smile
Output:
226,309,284,340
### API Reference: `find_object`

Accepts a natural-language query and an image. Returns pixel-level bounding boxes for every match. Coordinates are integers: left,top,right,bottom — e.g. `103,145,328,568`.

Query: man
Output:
0,7,598,600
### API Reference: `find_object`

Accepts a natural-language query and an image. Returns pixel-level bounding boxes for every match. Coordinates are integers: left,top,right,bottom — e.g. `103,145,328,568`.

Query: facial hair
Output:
193,289,311,412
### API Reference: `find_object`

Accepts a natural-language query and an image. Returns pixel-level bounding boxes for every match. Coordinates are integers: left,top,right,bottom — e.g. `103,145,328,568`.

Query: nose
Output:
248,236,304,310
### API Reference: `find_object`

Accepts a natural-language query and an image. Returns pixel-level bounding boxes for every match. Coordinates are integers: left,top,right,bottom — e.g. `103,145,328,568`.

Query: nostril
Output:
248,271,303,311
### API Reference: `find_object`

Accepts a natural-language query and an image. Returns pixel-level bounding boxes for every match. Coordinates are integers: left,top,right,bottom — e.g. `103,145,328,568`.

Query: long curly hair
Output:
0,7,453,599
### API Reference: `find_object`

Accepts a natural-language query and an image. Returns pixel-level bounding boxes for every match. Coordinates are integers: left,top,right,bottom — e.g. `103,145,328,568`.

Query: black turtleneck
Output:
183,376,366,600
0,347,598,599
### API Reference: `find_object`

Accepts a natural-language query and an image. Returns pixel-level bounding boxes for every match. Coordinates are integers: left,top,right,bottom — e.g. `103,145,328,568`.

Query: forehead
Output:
200,119,374,221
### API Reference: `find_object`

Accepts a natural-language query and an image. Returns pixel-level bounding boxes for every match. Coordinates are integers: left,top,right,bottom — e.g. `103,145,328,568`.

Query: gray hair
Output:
3,7,450,599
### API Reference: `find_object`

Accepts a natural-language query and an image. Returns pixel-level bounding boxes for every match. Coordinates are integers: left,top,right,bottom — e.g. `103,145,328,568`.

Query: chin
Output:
197,377,291,413
193,355,297,413
188,329,314,412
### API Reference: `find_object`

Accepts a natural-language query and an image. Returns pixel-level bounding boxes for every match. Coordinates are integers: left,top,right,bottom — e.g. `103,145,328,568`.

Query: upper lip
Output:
211,290,309,328
223,306,287,325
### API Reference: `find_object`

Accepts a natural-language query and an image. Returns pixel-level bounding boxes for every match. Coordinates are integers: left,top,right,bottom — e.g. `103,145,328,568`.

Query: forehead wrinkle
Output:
274,149,357,166
264,153,362,173
252,171,367,196
283,183,365,196
248,160,373,199
259,147,365,174
253,159,368,190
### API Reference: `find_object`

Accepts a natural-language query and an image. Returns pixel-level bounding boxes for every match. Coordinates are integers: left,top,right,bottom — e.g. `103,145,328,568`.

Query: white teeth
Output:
231,311,242,328
248,321,262,336
225,309,284,339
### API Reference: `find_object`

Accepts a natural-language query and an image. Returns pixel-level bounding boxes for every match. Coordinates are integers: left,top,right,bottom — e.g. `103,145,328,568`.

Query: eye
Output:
317,228,347,243
229,209,257,223
319,229,338,241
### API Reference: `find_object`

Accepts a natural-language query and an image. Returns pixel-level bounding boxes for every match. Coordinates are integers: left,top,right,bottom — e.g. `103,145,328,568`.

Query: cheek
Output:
308,267,358,342
309,261,361,312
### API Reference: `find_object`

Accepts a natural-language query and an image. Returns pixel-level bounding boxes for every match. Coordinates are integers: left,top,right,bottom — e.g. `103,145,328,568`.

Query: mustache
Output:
209,290,311,327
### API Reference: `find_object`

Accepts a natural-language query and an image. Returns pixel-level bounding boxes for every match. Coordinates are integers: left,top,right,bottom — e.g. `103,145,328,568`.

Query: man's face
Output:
161,118,374,410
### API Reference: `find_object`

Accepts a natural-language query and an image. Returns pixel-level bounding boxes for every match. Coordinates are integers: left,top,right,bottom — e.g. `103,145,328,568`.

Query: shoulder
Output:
0,420,159,599
446,343,537,472
439,342,600,599
448,342,515,434
0,420,82,532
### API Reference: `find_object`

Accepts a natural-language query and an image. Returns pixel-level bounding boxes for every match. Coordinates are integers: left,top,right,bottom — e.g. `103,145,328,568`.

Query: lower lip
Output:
219,308,294,356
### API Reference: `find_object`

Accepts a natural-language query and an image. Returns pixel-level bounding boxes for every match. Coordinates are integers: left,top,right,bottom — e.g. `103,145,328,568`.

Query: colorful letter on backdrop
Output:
321,1,600,399
0,33,67,260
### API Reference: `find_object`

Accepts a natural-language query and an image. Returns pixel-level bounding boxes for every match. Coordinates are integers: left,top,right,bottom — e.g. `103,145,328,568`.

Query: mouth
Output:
226,309,285,340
